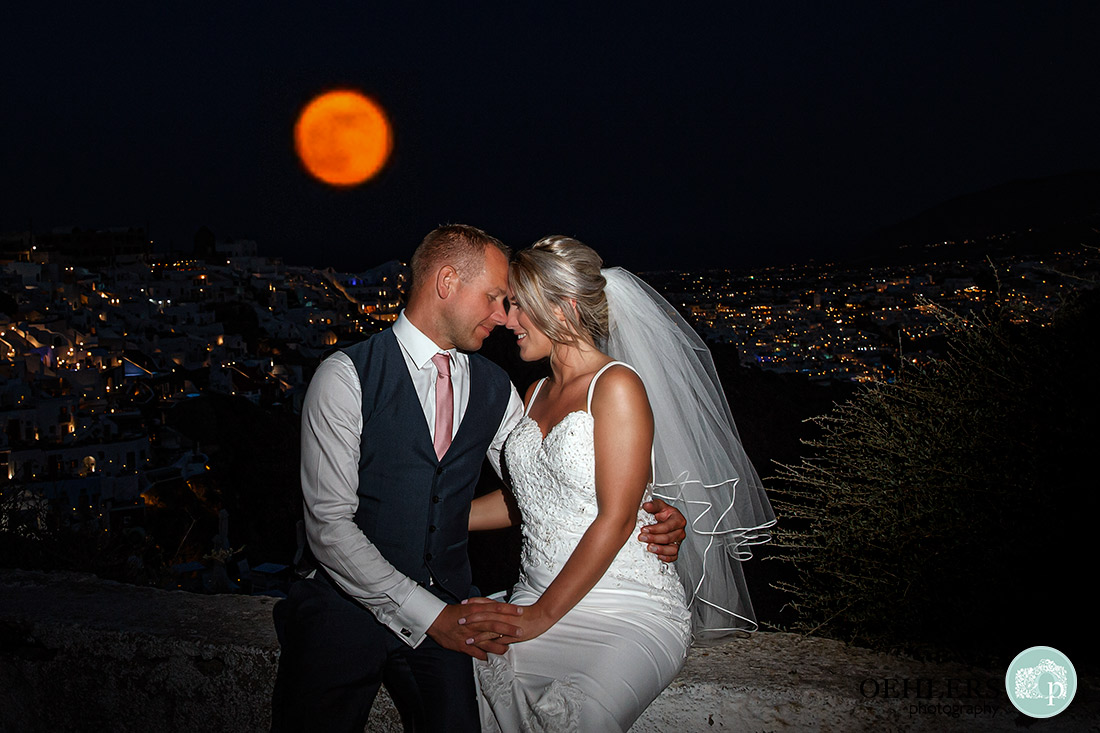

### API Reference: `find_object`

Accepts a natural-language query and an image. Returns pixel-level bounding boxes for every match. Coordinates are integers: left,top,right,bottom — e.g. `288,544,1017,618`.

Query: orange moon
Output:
294,90,392,186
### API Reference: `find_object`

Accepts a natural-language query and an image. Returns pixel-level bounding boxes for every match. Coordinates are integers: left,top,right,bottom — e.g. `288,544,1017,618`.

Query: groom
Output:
271,225,685,732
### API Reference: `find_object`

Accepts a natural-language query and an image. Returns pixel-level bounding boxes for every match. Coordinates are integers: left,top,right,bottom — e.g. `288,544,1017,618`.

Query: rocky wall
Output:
1,570,1095,732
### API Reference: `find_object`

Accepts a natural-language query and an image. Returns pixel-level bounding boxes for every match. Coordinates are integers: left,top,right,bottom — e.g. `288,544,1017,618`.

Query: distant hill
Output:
850,170,1100,264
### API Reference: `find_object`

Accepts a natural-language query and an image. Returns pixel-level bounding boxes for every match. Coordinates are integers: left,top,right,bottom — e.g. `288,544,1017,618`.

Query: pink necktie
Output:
431,352,453,460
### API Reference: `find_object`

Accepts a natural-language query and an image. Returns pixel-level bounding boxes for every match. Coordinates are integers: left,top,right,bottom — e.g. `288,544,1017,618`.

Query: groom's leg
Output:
384,638,479,733
271,577,387,732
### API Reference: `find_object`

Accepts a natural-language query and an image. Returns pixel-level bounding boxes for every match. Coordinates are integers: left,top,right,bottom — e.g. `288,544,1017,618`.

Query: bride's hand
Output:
453,597,525,656
462,601,556,651
507,602,554,641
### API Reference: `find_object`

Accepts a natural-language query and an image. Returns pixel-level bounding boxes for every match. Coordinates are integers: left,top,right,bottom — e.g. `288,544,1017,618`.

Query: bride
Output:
464,236,775,732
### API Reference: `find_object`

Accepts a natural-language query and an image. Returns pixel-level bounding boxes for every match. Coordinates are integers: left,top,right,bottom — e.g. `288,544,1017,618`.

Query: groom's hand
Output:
640,498,686,563
427,600,523,660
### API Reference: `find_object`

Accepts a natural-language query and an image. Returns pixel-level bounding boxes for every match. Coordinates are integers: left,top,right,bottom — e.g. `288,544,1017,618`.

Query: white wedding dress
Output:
476,363,691,733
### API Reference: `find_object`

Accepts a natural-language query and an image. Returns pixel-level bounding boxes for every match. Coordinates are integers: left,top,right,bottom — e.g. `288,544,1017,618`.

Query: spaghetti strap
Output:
586,361,654,482
585,361,639,412
525,378,548,417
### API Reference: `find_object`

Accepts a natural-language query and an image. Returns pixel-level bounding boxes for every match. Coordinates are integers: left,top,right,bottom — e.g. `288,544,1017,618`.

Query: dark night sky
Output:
4,2,1100,273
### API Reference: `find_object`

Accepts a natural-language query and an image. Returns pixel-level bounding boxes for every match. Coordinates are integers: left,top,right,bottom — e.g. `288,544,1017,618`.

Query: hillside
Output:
851,169,1100,264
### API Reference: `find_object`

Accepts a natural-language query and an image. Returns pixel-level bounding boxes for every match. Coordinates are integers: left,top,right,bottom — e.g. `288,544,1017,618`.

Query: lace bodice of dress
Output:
503,376,685,609
479,365,690,733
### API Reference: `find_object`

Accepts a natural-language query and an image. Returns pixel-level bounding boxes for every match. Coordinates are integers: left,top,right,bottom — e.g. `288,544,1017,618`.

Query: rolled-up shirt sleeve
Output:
300,352,445,647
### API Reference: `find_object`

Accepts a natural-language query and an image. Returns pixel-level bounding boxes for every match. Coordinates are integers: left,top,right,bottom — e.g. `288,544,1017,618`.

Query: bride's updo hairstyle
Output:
509,236,609,348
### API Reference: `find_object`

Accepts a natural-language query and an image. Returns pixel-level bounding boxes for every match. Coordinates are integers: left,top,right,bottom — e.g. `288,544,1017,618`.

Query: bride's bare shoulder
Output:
589,364,650,416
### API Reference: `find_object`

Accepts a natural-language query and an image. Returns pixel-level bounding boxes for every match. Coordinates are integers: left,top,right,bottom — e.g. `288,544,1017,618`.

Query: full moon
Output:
294,90,392,186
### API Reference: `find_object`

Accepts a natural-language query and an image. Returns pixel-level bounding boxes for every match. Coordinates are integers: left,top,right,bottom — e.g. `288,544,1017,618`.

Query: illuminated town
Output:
0,226,1094,582
0,227,405,585
651,243,1095,383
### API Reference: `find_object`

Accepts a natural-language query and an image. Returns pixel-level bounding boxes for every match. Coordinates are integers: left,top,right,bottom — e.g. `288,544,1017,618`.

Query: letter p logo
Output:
1047,681,1065,706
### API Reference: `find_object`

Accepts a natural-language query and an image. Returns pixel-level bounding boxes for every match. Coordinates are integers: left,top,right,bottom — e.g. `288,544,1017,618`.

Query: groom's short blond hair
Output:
410,225,510,294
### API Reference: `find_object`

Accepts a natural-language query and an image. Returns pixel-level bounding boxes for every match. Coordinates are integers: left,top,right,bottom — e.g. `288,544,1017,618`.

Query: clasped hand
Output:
458,598,556,653
427,599,524,660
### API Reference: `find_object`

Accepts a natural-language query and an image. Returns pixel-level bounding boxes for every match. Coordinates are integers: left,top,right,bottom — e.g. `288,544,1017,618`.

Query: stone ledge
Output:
1,570,1096,732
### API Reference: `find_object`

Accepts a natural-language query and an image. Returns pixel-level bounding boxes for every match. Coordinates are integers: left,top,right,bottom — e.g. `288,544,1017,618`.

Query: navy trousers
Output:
271,577,479,733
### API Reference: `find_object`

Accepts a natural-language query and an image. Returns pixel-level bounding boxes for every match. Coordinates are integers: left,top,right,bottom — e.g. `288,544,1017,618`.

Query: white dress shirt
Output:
300,311,524,648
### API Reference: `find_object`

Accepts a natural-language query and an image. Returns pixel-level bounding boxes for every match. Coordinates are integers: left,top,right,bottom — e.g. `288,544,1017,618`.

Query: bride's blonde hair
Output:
509,236,609,348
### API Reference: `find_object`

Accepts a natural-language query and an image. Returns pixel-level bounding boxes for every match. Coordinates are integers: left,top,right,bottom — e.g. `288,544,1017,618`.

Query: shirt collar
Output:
393,310,457,370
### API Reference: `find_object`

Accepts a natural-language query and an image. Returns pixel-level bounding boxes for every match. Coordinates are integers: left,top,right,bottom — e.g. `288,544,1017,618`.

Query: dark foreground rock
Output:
1,570,1095,732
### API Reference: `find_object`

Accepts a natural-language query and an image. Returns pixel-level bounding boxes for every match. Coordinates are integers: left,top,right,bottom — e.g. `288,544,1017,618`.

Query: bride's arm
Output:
469,366,653,644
